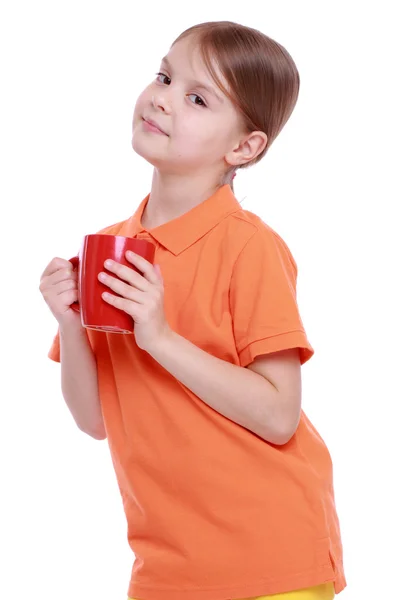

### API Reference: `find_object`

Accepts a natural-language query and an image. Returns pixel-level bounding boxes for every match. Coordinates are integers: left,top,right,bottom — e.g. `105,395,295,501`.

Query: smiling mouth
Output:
142,117,168,136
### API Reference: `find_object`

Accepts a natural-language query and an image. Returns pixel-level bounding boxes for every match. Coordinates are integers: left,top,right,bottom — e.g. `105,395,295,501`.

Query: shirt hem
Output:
128,565,347,599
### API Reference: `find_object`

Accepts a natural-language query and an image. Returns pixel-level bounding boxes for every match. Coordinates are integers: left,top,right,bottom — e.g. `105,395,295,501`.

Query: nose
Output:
151,94,172,114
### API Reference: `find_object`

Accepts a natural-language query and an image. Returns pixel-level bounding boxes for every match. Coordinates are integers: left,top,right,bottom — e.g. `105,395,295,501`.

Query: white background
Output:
1,1,399,599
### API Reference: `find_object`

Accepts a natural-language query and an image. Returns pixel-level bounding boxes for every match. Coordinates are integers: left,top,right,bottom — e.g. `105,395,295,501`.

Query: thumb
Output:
154,264,163,281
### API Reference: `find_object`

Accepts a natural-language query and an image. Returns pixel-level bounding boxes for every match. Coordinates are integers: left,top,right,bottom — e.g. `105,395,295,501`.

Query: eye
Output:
155,72,207,108
188,94,207,108
155,72,171,85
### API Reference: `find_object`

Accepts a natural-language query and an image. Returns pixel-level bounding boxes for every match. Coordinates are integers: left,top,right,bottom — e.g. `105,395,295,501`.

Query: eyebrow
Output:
160,56,224,104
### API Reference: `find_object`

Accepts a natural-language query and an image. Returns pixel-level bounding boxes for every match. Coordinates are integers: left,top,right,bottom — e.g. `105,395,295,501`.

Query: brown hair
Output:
172,21,300,191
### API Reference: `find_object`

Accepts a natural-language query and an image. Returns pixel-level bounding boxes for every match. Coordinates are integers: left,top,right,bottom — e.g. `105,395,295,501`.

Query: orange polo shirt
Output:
48,184,346,599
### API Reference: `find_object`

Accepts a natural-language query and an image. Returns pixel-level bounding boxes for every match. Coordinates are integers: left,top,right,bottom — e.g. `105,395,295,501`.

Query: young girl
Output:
40,21,346,600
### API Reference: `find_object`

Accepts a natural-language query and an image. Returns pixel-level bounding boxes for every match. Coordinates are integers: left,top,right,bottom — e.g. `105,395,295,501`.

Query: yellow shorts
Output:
128,581,335,599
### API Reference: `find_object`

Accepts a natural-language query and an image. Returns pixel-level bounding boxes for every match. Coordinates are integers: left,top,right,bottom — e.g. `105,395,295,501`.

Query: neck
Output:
141,168,222,229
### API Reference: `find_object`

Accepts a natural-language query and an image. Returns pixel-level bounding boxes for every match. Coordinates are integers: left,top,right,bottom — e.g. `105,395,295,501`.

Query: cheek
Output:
178,112,212,143
181,117,225,152
132,87,152,120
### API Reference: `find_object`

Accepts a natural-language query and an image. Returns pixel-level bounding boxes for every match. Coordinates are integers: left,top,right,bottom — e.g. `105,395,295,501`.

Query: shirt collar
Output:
119,184,242,255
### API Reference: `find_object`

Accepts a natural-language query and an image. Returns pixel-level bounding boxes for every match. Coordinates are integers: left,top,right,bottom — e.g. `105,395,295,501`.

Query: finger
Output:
98,272,145,304
43,288,78,312
55,279,77,296
50,267,76,285
102,291,138,317
125,251,160,285
154,264,163,281
59,288,78,306
39,268,74,295
103,259,150,292
40,257,72,279
41,280,76,304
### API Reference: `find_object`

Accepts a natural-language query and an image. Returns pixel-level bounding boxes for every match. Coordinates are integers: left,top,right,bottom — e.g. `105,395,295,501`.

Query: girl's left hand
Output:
98,251,171,353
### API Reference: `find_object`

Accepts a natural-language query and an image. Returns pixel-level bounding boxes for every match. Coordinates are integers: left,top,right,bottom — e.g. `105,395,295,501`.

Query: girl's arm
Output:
147,331,301,445
59,321,106,440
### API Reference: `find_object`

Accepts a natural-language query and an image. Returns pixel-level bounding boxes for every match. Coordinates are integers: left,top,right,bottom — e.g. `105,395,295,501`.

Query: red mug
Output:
69,234,156,333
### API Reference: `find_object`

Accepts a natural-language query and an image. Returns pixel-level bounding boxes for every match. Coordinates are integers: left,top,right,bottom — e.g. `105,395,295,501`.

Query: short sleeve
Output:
48,331,61,362
229,226,314,367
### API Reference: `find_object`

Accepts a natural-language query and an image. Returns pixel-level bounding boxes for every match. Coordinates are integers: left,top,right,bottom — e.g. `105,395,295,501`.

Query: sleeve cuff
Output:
48,334,61,363
238,330,314,367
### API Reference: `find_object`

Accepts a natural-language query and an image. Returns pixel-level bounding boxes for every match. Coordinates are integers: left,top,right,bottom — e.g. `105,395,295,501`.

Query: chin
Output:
132,134,153,159
130,137,163,168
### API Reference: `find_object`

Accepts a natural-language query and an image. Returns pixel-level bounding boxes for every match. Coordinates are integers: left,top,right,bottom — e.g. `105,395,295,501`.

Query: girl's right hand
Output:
39,257,81,327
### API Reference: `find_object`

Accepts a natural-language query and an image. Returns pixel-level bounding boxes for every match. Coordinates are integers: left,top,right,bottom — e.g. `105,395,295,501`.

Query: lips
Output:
143,116,168,135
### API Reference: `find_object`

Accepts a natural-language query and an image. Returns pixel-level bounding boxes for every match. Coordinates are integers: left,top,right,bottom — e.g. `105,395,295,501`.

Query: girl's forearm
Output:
147,330,287,445
59,322,106,439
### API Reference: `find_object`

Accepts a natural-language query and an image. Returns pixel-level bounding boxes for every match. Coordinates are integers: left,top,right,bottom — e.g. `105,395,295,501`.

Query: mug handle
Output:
69,255,80,313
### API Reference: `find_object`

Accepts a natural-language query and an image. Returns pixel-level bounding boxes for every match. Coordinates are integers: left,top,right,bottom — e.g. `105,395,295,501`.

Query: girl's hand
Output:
39,257,81,327
98,251,171,352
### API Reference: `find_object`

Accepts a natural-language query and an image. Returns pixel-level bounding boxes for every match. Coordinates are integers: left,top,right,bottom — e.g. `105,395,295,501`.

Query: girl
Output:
40,20,346,600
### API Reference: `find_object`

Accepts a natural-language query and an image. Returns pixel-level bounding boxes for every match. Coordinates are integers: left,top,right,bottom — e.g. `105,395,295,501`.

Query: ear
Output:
225,131,268,168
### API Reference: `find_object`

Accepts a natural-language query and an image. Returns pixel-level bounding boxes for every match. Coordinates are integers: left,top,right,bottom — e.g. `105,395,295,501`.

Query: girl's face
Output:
131,37,245,177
